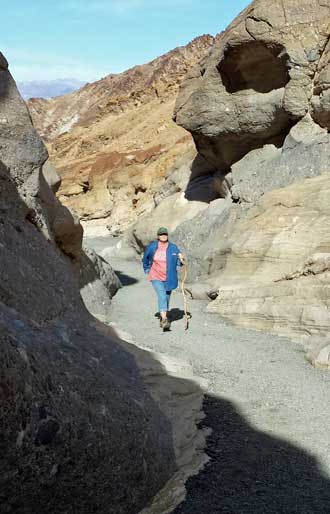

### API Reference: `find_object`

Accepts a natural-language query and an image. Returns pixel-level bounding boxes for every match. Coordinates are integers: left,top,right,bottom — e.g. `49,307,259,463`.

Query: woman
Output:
143,227,185,331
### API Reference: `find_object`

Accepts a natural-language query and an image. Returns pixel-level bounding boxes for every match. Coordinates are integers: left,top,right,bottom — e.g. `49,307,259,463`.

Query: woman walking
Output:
143,227,185,331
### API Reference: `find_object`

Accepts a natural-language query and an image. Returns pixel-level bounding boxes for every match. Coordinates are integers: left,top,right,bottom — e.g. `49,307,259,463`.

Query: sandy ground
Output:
87,236,330,513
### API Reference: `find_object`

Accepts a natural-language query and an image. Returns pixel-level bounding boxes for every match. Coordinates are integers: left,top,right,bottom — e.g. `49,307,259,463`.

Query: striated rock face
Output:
27,36,217,234
0,53,177,513
206,174,330,339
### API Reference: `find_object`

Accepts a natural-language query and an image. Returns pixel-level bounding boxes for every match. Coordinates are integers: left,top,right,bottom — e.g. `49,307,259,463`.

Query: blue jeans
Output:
151,280,171,313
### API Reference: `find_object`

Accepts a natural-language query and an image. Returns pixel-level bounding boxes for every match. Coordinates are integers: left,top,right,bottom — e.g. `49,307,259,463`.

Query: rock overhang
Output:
174,0,330,171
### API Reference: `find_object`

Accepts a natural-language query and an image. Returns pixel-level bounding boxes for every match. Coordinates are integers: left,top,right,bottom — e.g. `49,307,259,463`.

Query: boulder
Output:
80,245,122,320
305,338,330,369
42,159,61,193
51,202,83,261
170,198,234,281
231,115,330,203
175,0,330,182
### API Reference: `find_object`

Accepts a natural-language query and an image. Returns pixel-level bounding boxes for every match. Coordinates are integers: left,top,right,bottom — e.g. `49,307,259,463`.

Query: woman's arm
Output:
175,245,185,266
142,245,151,273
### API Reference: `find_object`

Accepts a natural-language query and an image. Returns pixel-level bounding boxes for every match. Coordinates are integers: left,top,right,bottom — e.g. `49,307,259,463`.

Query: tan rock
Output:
206,173,330,339
51,204,83,260
130,192,209,251
27,36,217,232
305,337,330,369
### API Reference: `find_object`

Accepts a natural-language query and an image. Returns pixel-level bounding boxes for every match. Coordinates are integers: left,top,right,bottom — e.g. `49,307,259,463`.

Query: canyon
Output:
2,0,330,512
129,0,330,364
0,49,206,514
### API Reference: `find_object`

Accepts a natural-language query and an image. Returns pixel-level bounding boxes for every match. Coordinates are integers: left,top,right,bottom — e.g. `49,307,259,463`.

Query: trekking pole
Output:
180,262,189,331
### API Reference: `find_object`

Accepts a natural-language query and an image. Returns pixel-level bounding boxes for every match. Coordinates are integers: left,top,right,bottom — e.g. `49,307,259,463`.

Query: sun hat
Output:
157,227,168,236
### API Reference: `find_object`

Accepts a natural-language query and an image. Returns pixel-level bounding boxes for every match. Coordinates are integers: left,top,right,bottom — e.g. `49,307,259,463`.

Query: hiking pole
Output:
180,262,189,331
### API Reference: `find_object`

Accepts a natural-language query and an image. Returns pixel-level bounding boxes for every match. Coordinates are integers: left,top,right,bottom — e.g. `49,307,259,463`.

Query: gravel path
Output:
88,237,330,513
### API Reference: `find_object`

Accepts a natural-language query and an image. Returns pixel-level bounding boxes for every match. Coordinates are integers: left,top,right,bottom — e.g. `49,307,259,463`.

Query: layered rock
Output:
206,174,330,339
0,53,179,513
27,36,217,234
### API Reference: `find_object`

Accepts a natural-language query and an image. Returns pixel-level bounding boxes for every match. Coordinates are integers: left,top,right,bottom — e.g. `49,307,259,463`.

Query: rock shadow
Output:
173,394,330,514
0,167,177,514
184,154,229,203
0,58,11,99
114,269,139,286
217,41,290,94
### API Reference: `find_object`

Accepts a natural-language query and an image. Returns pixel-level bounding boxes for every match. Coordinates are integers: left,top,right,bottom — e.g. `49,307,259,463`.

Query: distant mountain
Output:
17,78,86,100
27,35,217,231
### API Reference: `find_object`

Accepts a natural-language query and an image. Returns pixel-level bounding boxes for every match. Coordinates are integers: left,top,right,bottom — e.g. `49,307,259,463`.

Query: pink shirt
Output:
148,241,168,282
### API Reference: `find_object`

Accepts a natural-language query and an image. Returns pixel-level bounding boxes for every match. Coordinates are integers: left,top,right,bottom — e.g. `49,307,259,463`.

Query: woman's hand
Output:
178,253,186,264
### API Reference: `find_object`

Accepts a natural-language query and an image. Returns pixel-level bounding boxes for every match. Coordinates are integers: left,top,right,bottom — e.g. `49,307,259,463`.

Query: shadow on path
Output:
173,394,330,514
154,308,192,323
114,269,139,286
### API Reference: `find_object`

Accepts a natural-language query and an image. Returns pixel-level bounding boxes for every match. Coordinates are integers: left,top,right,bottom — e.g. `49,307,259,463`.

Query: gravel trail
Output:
88,237,330,513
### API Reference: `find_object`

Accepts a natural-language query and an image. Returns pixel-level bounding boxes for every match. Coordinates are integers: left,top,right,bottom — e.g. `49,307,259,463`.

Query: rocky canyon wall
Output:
0,53,181,514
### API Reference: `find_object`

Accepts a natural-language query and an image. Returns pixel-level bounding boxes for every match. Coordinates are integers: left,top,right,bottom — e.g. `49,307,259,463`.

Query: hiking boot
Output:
161,318,171,331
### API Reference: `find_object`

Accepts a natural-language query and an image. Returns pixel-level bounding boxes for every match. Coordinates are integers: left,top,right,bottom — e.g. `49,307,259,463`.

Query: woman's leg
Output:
166,291,171,312
151,281,168,319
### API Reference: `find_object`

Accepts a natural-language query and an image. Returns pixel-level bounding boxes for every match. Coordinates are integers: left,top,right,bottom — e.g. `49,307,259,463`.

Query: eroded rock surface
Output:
175,0,330,181
0,54,178,514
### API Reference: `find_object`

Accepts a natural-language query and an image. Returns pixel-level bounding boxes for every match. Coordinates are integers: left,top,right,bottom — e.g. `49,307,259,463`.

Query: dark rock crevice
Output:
217,41,289,94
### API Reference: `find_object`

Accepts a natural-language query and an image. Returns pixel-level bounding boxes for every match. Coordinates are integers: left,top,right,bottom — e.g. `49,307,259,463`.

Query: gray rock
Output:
154,149,223,206
171,198,234,281
0,52,8,70
42,159,61,193
231,115,330,203
80,245,122,319
0,55,177,514
305,337,330,369
175,0,330,175
0,60,83,261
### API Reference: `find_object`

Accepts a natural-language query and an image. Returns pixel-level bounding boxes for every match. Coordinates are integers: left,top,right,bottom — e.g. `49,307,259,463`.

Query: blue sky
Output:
2,0,251,82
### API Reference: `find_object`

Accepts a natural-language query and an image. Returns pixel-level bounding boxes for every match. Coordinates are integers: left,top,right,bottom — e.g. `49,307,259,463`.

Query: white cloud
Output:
2,47,118,82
